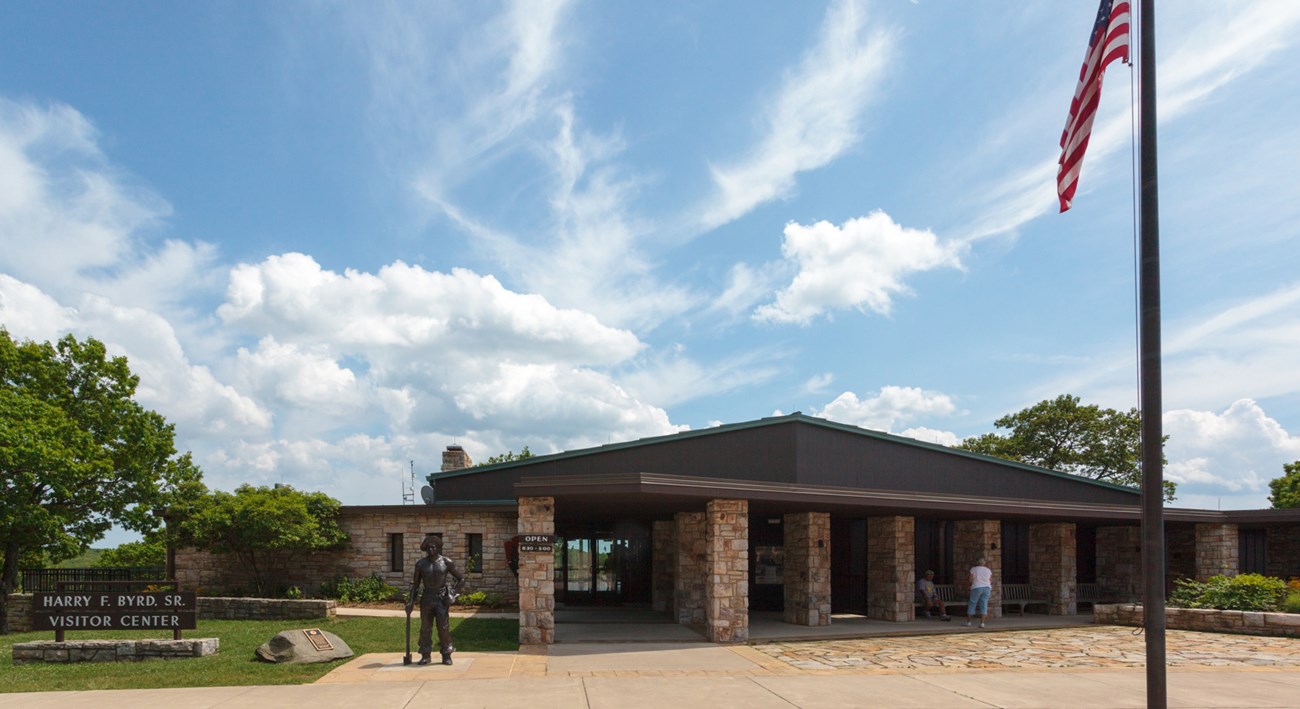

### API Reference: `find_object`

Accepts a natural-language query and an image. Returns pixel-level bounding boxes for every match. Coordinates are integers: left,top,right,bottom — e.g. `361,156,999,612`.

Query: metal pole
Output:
1138,0,1166,706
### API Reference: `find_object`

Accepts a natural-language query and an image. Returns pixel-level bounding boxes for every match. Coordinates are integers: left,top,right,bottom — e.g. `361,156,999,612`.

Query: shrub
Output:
284,585,303,599
320,574,403,604
1283,591,1300,614
458,590,507,608
1169,574,1286,611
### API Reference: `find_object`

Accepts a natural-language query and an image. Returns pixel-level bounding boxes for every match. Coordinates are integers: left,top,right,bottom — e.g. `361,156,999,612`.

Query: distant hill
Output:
53,548,108,568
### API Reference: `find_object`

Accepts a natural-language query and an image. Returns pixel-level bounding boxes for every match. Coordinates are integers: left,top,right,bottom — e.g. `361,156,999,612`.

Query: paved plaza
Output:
5,626,1300,707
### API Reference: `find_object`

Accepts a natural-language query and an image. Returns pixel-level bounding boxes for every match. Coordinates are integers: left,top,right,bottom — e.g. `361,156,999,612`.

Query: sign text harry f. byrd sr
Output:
32,592,198,631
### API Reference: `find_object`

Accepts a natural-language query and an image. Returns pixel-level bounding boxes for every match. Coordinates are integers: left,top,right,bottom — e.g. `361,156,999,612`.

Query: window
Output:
389,533,404,573
1239,528,1267,575
1000,522,1030,584
467,533,483,574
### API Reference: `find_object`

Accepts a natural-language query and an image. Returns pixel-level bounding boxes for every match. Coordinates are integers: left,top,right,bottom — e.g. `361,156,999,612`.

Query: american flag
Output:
1057,0,1131,213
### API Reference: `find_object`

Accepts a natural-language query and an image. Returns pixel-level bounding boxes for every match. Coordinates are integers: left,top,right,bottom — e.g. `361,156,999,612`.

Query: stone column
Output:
705,499,748,642
652,520,676,614
517,496,555,645
1029,523,1077,615
866,515,914,622
1097,525,1141,602
1195,523,1240,580
674,511,707,625
783,512,831,626
954,519,1002,618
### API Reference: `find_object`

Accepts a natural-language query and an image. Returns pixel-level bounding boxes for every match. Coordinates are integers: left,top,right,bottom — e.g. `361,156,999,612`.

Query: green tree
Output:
182,484,349,596
479,446,535,466
97,538,167,568
956,394,1176,501
0,330,205,633
1268,461,1300,509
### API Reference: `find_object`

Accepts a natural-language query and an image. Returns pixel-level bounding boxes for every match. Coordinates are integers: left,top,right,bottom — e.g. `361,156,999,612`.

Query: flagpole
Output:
1137,0,1166,706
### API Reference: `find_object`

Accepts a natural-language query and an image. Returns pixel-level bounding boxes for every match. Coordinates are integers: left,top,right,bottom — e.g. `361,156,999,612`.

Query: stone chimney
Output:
441,445,472,472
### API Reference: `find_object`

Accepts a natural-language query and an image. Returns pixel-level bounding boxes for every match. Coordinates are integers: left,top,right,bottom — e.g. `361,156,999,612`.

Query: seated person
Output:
916,570,951,620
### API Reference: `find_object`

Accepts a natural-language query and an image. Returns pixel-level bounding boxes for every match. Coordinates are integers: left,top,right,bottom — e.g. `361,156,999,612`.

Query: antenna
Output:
401,460,416,505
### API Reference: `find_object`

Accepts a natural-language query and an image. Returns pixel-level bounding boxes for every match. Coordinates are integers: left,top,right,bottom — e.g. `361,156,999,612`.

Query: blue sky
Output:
3,1,1299,541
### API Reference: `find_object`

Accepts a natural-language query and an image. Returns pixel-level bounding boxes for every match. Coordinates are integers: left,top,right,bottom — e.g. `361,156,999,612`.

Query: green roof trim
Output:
426,412,1139,496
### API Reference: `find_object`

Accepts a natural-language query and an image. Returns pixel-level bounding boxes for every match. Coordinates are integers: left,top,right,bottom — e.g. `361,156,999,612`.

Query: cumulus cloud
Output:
813,386,959,439
1164,399,1300,509
697,0,895,230
755,212,964,324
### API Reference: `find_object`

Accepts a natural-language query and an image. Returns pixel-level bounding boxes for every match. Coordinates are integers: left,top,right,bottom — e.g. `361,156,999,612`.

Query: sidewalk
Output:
5,627,1300,708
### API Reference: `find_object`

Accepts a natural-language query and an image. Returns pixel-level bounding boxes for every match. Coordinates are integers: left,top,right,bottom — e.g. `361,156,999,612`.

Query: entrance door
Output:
555,525,651,605
831,518,867,614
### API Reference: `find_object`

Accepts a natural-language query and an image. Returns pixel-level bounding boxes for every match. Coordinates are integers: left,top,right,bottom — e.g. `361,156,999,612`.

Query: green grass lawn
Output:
1,615,518,693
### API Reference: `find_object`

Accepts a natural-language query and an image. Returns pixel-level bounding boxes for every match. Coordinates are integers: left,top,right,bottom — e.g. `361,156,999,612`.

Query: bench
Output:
1001,583,1050,615
915,583,965,618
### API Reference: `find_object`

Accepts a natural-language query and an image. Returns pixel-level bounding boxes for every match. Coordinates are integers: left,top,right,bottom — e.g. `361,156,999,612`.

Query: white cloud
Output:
697,0,894,231
1164,399,1300,508
755,212,964,324
813,385,958,435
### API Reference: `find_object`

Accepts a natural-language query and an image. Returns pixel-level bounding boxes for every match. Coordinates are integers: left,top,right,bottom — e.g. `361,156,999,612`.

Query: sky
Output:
3,1,1299,546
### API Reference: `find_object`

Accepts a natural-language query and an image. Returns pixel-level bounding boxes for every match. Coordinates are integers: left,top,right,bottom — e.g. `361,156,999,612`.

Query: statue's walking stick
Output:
403,606,413,665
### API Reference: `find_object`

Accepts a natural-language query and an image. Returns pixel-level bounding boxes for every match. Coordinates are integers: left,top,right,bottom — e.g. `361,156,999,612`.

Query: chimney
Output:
441,445,472,472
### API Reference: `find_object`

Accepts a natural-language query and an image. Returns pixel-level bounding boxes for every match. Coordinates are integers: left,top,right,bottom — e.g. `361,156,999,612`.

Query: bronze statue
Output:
405,534,466,665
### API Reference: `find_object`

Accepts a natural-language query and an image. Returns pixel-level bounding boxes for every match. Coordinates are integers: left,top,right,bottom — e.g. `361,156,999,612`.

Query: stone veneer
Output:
866,516,914,622
198,597,335,620
5,593,33,633
651,520,676,613
674,511,707,625
783,512,831,626
1097,525,1142,601
13,638,220,664
517,496,555,645
705,499,748,642
1195,523,1239,580
954,519,1002,617
1096,603,1300,638
1266,524,1300,579
175,507,518,602
1029,523,1077,615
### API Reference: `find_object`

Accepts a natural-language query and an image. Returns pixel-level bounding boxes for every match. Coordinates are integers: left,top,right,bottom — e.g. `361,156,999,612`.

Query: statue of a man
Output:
405,534,466,665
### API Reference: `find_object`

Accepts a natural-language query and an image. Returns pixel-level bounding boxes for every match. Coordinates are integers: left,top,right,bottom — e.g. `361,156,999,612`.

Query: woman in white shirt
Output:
965,557,993,628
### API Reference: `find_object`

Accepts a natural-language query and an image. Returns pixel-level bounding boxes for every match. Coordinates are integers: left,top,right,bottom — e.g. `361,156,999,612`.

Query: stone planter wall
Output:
198,597,336,620
13,638,219,664
1095,603,1300,638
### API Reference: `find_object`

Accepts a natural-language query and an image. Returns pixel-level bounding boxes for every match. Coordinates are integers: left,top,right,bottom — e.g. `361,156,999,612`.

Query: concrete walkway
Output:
6,626,1300,707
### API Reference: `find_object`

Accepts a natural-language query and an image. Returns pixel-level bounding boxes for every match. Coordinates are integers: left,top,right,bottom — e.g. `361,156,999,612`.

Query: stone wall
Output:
783,512,831,626
175,507,518,602
954,519,1002,617
651,520,675,613
1096,603,1300,638
705,499,748,642
1195,523,1239,580
13,638,219,664
674,511,707,625
1097,525,1141,601
866,515,914,622
6,593,33,632
198,597,336,620
516,496,555,645
1029,523,1076,615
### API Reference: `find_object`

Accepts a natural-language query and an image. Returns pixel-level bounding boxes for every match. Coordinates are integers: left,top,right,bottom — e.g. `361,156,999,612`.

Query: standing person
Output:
964,557,993,629
915,570,951,620
405,534,466,665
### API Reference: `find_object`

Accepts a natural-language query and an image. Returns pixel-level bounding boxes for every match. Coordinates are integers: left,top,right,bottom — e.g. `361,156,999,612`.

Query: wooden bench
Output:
1001,583,1050,614
915,583,965,617
1076,582,1103,610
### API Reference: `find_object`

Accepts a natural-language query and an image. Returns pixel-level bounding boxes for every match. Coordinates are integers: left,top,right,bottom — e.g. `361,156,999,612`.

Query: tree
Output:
182,484,349,596
97,539,167,568
479,446,535,466
0,330,205,633
956,394,1176,501
1268,461,1300,509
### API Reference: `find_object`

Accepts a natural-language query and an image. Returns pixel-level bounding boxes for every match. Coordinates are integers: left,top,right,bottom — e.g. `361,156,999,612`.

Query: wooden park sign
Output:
33,590,197,640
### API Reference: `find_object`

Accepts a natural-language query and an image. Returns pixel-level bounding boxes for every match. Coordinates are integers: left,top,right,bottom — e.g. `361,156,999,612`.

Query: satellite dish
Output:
420,485,436,505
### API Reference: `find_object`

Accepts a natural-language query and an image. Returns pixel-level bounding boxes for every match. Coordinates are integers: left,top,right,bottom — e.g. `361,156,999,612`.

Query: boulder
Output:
255,629,353,664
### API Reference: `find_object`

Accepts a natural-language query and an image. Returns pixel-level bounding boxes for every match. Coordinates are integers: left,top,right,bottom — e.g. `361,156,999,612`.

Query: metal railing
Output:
20,566,167,593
